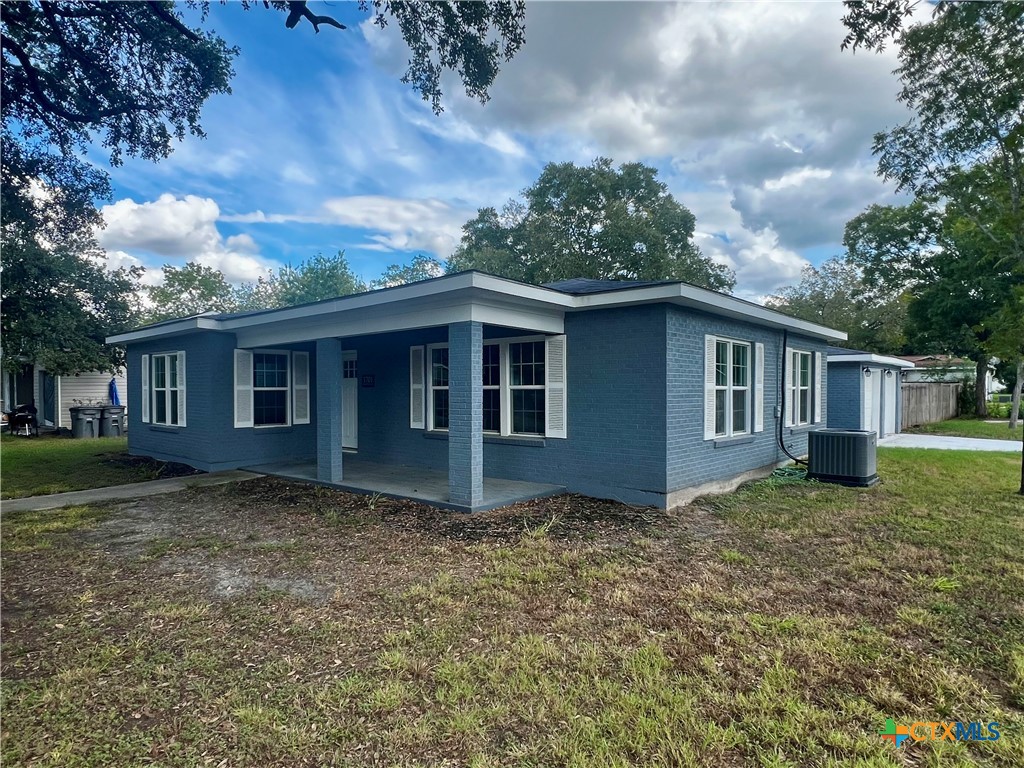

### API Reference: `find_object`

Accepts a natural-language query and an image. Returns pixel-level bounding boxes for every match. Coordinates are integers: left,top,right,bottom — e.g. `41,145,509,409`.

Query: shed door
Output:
883,370,898,436
342,354,358,450
862,369,882,437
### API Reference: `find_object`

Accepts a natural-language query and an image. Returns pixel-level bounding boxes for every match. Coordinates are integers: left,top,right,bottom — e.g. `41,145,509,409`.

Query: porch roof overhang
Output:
107,270,846,346
827,352,915,369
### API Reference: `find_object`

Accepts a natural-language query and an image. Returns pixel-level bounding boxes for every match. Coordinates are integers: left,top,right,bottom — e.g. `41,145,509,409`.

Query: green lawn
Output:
907,418,1024,441
2,449,1023,766
0,435,157,499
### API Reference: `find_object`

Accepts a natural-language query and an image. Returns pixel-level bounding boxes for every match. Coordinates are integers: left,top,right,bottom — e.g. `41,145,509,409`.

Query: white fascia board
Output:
219,272,573,333
828,354,915,368
572,284,847,341
467,272,575,307
106,316,221,344
234,300,564,348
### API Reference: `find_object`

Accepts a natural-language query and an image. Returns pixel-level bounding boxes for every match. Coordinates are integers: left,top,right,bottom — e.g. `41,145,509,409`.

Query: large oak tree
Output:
449,158,735,291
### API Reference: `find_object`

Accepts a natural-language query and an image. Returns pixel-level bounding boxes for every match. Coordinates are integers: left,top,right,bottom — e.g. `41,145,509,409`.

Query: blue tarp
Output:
108,377,121,406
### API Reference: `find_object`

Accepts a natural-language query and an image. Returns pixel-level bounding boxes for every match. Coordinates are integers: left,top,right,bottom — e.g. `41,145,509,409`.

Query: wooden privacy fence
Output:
901,382,961,428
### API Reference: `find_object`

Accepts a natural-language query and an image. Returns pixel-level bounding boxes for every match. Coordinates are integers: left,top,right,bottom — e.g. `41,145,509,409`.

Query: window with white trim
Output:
151,353,183,426
509,340,545,435
713,339,750,437
482,343,500,433
791,350,812,426
423,336,563,438
428,346,449,430
253,352,290,426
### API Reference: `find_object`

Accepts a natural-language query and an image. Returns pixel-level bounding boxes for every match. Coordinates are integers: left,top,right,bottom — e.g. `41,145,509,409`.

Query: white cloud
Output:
226,195,474,257
763,167,833,192
685,188,808,299
97,194,280,283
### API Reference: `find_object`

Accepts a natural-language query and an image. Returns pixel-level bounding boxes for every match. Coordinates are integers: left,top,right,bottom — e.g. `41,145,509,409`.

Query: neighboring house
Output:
1,363,127,430
107,271,845,512
826,347,914,437
897,354,1003,395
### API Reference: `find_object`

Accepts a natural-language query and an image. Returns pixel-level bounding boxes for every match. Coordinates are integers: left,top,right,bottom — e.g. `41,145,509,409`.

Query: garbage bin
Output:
99,405,125,437
70,406,102,438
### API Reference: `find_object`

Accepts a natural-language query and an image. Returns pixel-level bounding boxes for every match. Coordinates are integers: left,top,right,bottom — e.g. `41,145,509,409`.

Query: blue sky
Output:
96,1,912,299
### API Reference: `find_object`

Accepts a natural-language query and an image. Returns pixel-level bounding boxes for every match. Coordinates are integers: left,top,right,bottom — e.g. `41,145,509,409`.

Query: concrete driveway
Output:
879,434,1023,452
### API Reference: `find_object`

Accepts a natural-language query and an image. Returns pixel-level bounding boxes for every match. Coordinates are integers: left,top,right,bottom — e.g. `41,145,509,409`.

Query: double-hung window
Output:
482,344,501,433
150,352,184,426
253,352,290,427
791,350,812,426
429,347,449,431
420,336,565,438
713,339,750,437
509,341,545,435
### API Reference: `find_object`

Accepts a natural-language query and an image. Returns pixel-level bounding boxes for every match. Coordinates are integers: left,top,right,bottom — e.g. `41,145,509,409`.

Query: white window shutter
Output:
409,346,425,429
545,335,567,438
784,348,794,427
141,354,150,423
176,351,187,427
292,351,310,425
233,349,254,428
754,342,765,433
703,335,717,440
814,351,823,423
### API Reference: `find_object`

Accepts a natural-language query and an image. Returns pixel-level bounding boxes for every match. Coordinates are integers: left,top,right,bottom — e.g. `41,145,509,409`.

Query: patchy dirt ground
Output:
3,454,1023,767
71,477,668,606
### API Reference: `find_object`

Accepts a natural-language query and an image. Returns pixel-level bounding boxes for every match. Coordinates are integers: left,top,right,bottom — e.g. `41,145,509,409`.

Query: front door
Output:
342,354,358,449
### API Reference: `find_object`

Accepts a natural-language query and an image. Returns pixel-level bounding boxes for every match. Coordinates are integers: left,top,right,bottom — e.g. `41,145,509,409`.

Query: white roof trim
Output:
106,316,221,344
827,353,915,368
572,283,846,340
107,272,846,344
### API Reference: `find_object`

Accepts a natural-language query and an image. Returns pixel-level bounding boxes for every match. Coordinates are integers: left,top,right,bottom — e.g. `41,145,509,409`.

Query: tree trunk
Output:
1010,360,1023,430
976,358,989,418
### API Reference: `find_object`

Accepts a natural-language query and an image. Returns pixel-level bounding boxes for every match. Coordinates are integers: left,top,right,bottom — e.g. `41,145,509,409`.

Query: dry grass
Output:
2,449,1022,767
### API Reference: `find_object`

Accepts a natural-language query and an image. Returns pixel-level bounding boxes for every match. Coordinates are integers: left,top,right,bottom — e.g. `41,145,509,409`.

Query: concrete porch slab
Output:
243,457,565,513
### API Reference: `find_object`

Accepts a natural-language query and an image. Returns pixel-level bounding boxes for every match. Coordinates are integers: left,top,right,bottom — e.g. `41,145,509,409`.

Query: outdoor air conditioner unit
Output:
807,429,878,487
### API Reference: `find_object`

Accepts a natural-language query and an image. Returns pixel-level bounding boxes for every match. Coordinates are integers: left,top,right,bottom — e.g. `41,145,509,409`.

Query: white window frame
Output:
506,338,546,436
482,342,501,434
150,352,184,427
426,343,450,432
252,349,291,428
712,338,751,438
791,350,812,427
425,335,551,437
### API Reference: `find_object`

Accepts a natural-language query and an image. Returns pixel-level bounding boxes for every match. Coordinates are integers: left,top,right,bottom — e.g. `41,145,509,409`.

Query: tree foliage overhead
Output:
449,158,735,291
765,257,907,355
872,2,1024,264
0,231,140,375
1,0,525,372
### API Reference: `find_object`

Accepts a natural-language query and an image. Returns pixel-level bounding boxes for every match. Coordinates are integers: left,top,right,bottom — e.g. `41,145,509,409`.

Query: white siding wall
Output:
57,370,128,428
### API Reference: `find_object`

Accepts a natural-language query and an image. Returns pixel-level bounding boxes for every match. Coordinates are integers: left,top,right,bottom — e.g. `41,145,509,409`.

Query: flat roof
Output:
827,346,914,369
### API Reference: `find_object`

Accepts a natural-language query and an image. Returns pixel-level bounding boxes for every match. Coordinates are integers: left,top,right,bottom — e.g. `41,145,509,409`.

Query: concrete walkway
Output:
1,470,261,514
879,434,1023,452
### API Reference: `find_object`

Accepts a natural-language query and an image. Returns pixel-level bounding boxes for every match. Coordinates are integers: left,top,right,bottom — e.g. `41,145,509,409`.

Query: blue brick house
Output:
826,346,913,438
108,272,846,511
